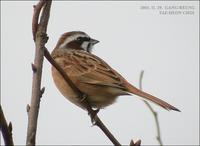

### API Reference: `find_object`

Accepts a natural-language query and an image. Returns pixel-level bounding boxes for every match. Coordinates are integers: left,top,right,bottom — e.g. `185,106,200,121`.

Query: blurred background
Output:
1,1,199,145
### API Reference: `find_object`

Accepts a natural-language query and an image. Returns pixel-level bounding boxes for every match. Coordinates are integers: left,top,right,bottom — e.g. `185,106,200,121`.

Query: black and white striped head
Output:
55,31,99,52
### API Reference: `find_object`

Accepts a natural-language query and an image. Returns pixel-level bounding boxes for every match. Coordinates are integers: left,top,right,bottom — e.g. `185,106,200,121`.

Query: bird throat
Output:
81,41,92,52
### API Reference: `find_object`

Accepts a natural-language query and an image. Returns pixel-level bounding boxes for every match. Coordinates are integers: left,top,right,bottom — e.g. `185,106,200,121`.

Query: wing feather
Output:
52,49,127,90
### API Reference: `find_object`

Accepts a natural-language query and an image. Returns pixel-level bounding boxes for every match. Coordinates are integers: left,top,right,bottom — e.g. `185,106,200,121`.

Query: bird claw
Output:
79,94,100,124
80,94,87,102
89,108,100,125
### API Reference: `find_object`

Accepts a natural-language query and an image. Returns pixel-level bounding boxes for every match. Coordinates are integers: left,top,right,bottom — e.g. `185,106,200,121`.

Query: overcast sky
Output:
1,1,199,145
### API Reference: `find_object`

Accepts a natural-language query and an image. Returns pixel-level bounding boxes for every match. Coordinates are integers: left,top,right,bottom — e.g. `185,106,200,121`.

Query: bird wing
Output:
54,50,127,90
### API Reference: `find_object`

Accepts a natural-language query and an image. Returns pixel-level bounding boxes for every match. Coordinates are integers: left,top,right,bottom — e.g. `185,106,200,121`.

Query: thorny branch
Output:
0,105,14,146
139,70,163,146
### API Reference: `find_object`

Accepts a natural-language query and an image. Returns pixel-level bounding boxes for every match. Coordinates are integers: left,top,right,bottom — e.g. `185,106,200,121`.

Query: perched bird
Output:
51,31,180,112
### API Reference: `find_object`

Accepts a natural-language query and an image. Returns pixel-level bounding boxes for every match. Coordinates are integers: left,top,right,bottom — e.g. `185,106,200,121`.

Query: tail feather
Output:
127,84,180,112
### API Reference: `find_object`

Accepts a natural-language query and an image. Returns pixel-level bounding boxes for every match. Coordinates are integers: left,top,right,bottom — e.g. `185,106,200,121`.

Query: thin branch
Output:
139,70,163,146
130,139,141,146
31,1,139,145
44,49,83,96
26,1,52,145
32,0,46,41
0,105,14,146
44,48,121,146
32,0,121,145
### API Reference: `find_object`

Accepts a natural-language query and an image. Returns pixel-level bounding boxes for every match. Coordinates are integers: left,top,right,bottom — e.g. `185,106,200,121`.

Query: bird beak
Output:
90,38,99,45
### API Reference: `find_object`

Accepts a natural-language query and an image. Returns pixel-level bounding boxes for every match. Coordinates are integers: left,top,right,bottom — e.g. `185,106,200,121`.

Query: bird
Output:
51,31,180,112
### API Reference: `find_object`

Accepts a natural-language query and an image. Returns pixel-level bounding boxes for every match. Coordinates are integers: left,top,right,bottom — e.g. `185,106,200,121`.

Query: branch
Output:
44,36,142,146
26,1,52,145
31,1,140,145
130,139,141,146
0,105,14,146
32,0,46,41
139,70,163,146
44,48,122,146
44,45,142,146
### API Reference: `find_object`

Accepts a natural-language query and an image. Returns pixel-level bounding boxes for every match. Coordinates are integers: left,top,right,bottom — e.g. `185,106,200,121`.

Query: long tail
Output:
126,83,180,112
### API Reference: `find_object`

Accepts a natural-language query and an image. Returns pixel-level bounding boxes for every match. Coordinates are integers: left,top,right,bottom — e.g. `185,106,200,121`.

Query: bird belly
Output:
52,67,126,109
52,67,81,106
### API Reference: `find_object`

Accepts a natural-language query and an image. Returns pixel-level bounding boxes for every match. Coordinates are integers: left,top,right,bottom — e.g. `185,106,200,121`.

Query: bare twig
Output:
26,1,52,145
0,105,14,146
44,48,121,146
130,139,141,146
32,0,46,41
139,70,163,146
30,1,139,145
44,49,83,96
31,0,121,145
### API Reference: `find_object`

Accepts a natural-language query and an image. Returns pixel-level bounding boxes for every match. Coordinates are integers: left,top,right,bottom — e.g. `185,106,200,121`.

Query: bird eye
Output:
77,37,90,42
76,37,82,41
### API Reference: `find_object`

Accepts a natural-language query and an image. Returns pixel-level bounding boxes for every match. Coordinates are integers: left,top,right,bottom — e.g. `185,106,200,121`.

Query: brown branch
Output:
26,0,52,145
31,1,139,145
44,48,121,146
32,0,120,145
139,70,163,146
32,0,46,41
44,49,83,96
130,139,141,146
0,105,14,146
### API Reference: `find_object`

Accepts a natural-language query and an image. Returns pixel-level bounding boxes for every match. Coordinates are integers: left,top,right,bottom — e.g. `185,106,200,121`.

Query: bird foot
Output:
89,108,100,124
79,94,100,124
80,94,87,102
